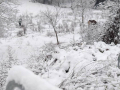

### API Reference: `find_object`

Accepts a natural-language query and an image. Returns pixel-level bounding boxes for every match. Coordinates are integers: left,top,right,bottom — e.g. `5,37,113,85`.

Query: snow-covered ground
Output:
0,0,109,62
1,0,120,90
4,41,120,90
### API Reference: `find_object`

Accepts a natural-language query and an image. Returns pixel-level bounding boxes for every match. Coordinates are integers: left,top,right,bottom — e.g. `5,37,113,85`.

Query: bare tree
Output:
80,0,85,24
42,7,61,45
70,0,88,34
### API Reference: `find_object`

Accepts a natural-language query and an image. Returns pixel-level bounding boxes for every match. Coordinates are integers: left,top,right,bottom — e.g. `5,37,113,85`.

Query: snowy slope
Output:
17,0,70,16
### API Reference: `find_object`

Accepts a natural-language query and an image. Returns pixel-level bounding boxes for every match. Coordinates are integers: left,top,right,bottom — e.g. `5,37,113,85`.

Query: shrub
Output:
17,31,24,37
46,31,54,37
0,1,17,38
82,24,103,44
102,8,120,45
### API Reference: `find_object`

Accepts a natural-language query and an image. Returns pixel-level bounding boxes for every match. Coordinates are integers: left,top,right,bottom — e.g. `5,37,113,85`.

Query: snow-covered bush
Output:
0,1,17,38
17,31,24,37
62,21,70,33
0,46,19,90
102,8,120,45
42,42,56,54
27,42,57,75
0,62,8,90
82,24,103,44
37,21,43,32
27,54,46,75
46,31,55,37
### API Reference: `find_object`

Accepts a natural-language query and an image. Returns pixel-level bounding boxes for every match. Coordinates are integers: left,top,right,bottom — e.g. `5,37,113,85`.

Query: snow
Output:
2,34,120,89
6,65,62,90
17,0,70,17
1,0,120,90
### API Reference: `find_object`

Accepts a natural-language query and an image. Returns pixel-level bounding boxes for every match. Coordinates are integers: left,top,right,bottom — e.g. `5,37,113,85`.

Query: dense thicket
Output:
102,8,120,45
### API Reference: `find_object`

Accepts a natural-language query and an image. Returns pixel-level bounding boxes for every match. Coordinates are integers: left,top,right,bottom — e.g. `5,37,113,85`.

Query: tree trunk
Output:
82,8,84,24
53,26,59,45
